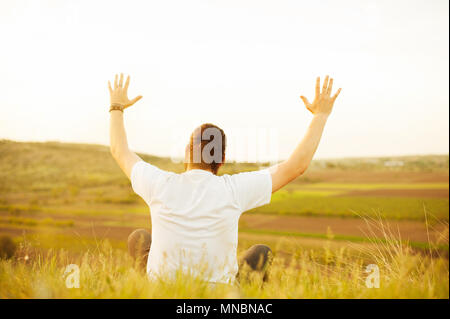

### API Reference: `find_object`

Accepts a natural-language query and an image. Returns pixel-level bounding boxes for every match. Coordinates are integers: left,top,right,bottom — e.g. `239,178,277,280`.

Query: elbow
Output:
282,160,308,183
294,156,312,177
110,146,120,160
295,164,308,178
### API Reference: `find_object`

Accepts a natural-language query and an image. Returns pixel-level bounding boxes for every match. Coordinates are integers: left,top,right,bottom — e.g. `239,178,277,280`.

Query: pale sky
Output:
0,0,448,162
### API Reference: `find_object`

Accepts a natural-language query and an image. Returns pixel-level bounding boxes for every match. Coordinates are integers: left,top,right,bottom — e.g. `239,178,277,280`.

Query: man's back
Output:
108,74,341,284
131,161,272,283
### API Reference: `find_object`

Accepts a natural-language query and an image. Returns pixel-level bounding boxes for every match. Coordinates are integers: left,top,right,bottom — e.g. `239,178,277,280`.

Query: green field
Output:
0,140,448,298
252,189,449,220
296,182,448,190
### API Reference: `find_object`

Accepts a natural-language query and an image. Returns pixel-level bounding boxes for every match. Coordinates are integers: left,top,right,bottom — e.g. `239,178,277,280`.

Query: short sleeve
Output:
131,161,168,204
229,169,272,212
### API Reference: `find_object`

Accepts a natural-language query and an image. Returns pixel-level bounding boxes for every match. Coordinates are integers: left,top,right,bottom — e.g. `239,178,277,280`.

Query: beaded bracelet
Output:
109,103,124,112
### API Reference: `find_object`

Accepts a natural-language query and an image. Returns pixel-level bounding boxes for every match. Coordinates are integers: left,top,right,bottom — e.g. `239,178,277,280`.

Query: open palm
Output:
300,76,341,115
108,73,142,110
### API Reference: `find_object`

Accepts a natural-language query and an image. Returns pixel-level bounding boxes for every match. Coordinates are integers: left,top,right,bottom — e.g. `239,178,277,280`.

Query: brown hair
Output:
187,123,226,175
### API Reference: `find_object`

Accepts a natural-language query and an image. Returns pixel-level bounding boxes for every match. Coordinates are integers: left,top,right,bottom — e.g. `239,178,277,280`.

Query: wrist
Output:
313,113,330,120
109,103,124,112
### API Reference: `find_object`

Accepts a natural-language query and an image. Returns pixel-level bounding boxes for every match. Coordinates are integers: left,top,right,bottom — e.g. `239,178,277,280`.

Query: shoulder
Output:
219,169,272,193
130,161,177,201
226,169,271,182
132,161,175,178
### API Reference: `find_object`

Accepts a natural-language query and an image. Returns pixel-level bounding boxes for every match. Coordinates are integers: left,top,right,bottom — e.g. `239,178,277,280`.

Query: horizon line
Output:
1,138,449,163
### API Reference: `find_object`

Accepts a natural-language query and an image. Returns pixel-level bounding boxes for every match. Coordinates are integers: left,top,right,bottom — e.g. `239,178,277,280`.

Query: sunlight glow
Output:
0,0,448,161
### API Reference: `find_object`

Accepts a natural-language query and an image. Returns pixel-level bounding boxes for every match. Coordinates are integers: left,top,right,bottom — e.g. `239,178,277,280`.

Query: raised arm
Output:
270,76,341,193
108,73,143,179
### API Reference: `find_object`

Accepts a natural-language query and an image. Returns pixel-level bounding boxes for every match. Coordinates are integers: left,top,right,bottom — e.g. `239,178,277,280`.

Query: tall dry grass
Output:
0,217,448,299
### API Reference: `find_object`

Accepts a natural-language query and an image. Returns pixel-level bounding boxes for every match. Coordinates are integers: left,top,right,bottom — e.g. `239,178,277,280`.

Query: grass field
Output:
1,237,448,299
0,140,448,298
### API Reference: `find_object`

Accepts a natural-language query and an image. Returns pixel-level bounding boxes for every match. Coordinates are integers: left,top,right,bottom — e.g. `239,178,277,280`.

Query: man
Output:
108,74,341,284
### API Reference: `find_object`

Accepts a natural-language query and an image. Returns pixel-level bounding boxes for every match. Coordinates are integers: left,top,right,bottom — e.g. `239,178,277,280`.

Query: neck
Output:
185,164,216,174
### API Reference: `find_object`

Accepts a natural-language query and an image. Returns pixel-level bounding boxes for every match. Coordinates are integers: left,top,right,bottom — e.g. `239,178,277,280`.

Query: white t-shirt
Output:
130,161,272,284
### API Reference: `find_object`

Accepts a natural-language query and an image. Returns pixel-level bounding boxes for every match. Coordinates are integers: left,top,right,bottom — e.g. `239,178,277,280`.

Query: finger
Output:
332,88,342,100
114,74,118,89
108,81,113,94
124,75,130,91
129,95,143,106
322,75,329,94
119,73,124,88
315,77,320,98
300,96,311,107
327,78,333,96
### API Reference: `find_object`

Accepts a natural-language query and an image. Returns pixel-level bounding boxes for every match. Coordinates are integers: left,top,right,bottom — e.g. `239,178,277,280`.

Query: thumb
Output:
129,95,143,106
300,96,310,107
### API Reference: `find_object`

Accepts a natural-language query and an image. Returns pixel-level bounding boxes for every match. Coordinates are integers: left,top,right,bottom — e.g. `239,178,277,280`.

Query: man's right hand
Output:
300,76,341,116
